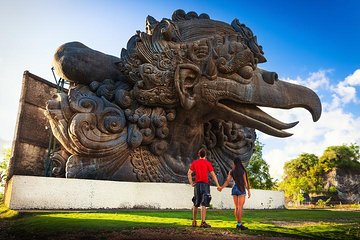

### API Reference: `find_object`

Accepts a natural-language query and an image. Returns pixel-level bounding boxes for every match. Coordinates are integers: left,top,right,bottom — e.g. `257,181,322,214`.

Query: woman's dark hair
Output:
234,157,246,171
232,157,247,183
198,148,206,158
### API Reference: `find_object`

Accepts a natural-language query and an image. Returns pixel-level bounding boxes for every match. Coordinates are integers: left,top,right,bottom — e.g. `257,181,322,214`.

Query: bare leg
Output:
193,206,198,221
201,206,206,222
237,195,246,223
233,196,240,222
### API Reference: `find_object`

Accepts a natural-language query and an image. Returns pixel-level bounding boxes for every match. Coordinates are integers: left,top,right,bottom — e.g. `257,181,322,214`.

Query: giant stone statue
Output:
46,10,321,183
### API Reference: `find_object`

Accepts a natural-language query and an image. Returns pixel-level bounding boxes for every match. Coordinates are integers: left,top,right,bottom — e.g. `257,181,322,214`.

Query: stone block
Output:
5,175,285,210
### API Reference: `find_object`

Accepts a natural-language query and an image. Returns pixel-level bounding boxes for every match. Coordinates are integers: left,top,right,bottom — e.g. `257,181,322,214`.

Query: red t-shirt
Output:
189,158,214,184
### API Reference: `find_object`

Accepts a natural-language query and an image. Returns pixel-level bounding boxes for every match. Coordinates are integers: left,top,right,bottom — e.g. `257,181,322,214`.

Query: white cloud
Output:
263,149,287,181
344,69,360,86
281,69,331,91
325,94,341,111
305,69,332,90
259,69,360,180
332,69,360,105
319,109,360,146
332,82,356,103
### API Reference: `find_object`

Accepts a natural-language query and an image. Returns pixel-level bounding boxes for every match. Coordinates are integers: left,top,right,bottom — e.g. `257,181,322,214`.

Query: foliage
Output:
278,153,320,202
316,197,332,208
0,200,18,219
0,204,359,240
328,186,337,194
279,143,360,203
0,148,11,188
319,144,360,172
247,139,276,190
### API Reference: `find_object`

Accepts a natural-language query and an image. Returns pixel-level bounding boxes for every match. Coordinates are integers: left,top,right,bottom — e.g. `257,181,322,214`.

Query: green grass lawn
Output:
1,202,359,240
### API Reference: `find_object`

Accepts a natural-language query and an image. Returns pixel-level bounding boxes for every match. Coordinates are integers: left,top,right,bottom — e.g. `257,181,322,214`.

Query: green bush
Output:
328,186,337,194
0,148,11,188
316,197,332,208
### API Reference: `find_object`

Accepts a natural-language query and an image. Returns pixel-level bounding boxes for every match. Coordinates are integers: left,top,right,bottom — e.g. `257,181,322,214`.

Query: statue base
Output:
5,175,284,210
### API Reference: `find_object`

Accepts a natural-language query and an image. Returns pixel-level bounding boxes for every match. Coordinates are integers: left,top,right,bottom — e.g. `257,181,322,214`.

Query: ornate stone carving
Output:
49,150,69,177
46,10,322,183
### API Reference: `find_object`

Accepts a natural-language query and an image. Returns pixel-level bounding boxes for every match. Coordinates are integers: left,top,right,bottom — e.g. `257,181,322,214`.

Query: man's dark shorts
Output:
192,182,211,207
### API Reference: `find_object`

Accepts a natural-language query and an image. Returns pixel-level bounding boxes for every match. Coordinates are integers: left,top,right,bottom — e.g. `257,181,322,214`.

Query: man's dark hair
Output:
198,148,206,158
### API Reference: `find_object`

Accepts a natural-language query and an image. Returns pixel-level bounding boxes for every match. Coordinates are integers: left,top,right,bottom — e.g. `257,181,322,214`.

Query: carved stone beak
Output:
214,68,322,137
254,69,322,122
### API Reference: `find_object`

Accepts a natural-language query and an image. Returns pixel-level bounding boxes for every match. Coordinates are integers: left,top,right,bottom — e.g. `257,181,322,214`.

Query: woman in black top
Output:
219,157,251,230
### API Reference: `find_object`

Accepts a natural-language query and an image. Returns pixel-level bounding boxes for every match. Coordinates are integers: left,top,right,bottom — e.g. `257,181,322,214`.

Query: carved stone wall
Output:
7,71,60,180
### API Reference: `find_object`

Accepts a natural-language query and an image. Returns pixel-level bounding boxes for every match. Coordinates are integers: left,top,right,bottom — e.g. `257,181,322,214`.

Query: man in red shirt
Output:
187,148,221,228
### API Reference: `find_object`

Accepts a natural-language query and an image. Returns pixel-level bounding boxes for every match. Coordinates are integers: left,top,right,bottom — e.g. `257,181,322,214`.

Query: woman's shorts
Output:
231,185,246,196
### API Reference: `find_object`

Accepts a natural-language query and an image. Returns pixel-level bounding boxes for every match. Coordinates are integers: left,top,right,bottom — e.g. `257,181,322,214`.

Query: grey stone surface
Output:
325,168,360,203
8,71,59,179
53,42,124,85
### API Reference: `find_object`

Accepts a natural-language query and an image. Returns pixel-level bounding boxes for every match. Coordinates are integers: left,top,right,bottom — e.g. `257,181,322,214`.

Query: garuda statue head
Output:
47,10,321,183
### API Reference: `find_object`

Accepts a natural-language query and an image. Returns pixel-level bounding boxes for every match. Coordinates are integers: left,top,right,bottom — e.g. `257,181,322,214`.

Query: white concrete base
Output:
5,175,285,210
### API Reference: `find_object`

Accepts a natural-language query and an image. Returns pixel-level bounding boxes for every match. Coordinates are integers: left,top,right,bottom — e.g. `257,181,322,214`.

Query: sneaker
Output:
192,220,197,227
236,224,248,230
200,221,211,228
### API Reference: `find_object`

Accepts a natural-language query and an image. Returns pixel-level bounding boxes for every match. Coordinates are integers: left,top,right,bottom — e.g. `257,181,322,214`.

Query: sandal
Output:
200,221,211,228
192,220,197,227
236,224,248,230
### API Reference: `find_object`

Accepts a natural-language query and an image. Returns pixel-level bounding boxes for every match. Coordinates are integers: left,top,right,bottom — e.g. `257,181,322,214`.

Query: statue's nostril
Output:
262,70,277,84
273,73,278,82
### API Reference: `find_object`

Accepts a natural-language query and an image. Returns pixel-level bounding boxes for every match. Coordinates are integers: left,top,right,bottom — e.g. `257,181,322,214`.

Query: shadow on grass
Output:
7,217,174,238
5,216,318,240
0,213,332,240
2,207,359,240
245,220,360,240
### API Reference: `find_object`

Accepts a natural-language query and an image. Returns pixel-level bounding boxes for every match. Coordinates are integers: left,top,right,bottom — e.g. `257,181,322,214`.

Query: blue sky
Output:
1,0,359,179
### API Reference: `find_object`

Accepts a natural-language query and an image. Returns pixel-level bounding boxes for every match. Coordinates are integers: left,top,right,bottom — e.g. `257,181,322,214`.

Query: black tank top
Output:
230,168,246,192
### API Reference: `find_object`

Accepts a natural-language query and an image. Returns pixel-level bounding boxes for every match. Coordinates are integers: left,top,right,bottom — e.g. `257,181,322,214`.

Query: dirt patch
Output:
5,228,302,240
271,221,319,227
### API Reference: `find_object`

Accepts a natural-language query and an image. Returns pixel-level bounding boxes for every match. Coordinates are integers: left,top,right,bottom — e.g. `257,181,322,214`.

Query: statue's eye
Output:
238,66,253,79
144,66,153,74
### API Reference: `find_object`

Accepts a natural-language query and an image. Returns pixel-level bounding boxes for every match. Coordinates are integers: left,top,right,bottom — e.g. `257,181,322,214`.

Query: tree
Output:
279,143,360,203
247,139,276,190
319,144,360,172
0,148,11,187
278,153,320,202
